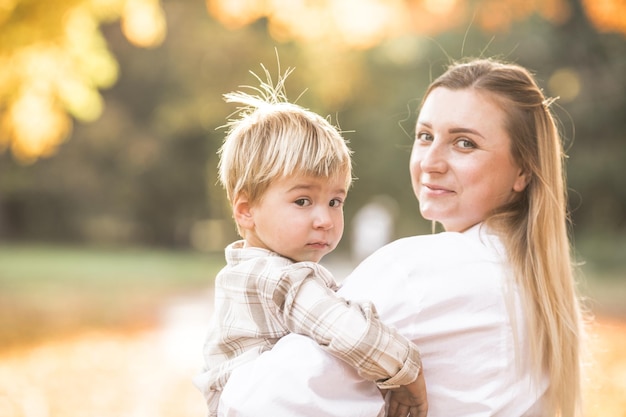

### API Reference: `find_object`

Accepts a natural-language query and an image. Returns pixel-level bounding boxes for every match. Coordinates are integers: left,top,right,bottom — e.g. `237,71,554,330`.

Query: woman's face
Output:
410,87,529,232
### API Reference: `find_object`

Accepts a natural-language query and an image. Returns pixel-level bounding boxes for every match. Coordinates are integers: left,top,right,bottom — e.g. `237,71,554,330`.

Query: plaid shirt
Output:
194,240,421,416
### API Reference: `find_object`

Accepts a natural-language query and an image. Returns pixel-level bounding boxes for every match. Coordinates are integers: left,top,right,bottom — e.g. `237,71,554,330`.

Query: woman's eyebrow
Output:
416,121,485,139
448,127,485,138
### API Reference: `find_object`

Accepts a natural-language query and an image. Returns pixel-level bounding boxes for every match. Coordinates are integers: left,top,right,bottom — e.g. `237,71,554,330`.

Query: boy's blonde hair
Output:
218,67,353,227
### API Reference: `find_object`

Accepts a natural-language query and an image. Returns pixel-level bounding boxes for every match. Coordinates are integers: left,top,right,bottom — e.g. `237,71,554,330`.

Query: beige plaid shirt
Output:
194,240,421,416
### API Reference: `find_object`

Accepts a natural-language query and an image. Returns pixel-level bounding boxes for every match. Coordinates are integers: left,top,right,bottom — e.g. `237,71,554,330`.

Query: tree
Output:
0,0,166,164
1,0,624,246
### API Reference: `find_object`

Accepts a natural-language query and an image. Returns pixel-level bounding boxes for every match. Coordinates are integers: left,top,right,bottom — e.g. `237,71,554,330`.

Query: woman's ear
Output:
513,168,531,193
233,195,254,231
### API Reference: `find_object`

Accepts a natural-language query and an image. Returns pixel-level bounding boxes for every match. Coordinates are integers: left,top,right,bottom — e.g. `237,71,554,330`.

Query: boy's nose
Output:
313,208,333,230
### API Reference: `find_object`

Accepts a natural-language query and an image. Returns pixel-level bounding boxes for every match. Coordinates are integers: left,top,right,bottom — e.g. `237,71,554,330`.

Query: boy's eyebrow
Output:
287,183,347,195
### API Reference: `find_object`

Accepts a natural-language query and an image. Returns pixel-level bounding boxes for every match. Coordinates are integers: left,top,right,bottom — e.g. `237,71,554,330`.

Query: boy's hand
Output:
384,370,428,417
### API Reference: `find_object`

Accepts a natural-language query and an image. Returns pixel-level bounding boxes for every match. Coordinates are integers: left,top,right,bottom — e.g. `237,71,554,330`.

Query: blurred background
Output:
0,0,625,416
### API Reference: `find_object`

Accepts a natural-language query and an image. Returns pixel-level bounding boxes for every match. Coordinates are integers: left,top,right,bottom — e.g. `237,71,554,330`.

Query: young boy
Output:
194,68,426,417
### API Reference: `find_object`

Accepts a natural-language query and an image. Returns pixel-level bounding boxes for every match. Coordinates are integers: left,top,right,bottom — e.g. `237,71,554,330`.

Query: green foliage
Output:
0,243,223,348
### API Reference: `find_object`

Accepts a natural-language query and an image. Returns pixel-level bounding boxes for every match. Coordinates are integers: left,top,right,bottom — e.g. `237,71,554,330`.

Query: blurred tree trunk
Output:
0,189,4,240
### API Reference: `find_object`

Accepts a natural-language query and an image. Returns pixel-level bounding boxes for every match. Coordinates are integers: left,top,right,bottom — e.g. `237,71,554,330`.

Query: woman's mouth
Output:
423,183,453,195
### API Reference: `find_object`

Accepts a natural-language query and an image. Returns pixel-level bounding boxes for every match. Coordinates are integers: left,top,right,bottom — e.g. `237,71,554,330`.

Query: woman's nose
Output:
419,141,447,173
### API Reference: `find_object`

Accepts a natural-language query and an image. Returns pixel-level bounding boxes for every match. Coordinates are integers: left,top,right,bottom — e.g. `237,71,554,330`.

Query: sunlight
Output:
0,0,166,163
0,28,114,162
266,2,328,44
424,0,458,15
206,0,586,46
582,0,626,34
329,0,401,49
122,0,167,48
63,6,119,90
3,88,71,163
208,0,404,49
58,74,105,123
472,0,569,32
205,0,265,29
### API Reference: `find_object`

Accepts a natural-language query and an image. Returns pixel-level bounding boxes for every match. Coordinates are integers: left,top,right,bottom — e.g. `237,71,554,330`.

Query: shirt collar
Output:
225,240,282,265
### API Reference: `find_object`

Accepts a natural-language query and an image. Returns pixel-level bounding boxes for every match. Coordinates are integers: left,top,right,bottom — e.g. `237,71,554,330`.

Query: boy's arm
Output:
276,265,426,414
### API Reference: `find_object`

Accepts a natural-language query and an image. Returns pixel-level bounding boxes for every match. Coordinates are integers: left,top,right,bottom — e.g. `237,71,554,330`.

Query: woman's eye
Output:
457,138,476,149
417,132,433,142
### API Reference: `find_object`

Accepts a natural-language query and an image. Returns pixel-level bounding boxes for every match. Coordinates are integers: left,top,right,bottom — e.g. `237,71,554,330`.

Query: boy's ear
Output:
233,195,254,231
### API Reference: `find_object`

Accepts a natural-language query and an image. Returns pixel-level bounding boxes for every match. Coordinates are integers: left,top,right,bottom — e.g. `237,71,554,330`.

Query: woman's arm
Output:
274,263,426,416
219,334,386,417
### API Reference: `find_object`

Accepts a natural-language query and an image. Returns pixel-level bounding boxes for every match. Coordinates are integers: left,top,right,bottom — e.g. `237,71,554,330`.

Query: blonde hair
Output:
424,58,583,416
218,67,353,232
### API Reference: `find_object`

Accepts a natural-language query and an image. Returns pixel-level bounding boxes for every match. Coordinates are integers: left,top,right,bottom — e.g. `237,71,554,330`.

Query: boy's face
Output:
242,174,347,263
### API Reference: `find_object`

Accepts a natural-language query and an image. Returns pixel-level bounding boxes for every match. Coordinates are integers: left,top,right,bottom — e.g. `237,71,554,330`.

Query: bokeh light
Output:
548,67,582,103
0,0,165,164
4,0,626,163
583,0,626,34
122,0,167,48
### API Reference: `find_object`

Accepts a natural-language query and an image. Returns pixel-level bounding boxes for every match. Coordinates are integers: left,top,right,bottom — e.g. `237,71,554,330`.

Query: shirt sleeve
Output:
272,263,421,388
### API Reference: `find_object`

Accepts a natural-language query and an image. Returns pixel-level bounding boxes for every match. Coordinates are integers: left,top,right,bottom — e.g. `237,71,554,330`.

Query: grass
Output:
0,243,224,289
0,243,225,350
1,237,624,349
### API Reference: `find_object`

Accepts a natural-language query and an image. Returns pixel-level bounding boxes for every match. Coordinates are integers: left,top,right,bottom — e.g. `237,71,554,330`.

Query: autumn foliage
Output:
0,0,166,163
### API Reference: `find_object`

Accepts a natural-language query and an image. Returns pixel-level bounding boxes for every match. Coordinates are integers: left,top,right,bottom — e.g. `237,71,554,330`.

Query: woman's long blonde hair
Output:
424,58,583,416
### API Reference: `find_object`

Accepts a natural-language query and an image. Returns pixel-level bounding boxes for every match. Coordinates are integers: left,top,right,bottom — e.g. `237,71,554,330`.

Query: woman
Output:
217,58,584,417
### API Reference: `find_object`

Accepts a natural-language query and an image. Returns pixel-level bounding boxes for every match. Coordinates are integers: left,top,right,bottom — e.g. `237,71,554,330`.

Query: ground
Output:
0,293,624,417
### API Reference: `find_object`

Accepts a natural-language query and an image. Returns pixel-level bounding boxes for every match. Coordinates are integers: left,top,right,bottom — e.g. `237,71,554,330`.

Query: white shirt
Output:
194,242,421,416
218,225,549,416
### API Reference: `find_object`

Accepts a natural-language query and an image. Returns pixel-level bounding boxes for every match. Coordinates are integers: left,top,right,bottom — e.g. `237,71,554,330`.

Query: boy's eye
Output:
295,198,310,207
329,198,343,208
